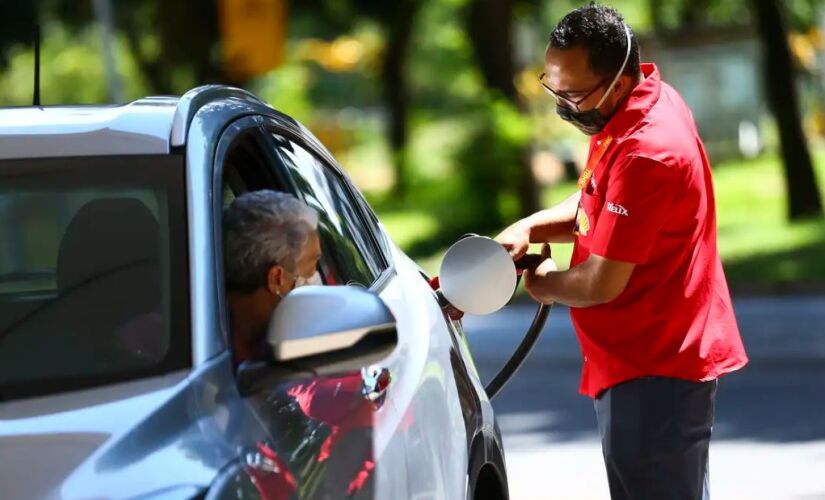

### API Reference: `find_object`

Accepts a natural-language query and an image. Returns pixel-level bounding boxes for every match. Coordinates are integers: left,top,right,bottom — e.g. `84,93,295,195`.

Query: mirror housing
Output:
267,285,396,363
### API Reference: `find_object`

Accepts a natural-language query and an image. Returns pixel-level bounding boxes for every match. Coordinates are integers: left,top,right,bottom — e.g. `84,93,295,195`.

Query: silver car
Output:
0,86,509,500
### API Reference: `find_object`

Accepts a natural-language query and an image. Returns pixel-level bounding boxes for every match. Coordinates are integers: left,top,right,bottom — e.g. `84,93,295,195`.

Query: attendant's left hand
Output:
523,243,558,305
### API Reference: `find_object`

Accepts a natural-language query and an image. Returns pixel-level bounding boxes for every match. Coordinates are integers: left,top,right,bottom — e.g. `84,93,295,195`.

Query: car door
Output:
211,118,408,499
261,127,469,499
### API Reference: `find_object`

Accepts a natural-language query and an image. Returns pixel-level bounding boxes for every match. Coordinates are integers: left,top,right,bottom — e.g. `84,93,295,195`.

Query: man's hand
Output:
495,220,532,261
523,244,558,305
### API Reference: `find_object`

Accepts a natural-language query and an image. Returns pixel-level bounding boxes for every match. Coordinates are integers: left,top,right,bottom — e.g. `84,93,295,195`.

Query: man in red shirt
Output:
496,5,747,499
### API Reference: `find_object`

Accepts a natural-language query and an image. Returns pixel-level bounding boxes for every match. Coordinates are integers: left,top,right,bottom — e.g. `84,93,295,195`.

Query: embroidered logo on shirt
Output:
606,202,629,216
574,203,590,236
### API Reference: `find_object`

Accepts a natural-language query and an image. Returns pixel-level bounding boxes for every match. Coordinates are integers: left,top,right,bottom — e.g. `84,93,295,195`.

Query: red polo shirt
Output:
570,63,748,398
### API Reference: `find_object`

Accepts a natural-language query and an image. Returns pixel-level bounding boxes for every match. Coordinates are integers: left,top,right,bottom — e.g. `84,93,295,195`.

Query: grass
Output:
374,149,825,292
713,152,825,291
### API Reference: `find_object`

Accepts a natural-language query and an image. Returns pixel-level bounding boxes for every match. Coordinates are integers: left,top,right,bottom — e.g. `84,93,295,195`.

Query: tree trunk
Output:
382,0,418,197
120,12,174,94
649,0,664,32
466,0,540,218
680,0,711,29
752,0,824,220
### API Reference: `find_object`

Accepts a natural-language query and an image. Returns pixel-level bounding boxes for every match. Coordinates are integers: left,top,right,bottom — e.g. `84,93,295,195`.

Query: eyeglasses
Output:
538,72,610,112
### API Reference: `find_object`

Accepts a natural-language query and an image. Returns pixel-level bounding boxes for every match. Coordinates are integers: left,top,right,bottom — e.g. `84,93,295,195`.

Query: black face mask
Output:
555,104,612,136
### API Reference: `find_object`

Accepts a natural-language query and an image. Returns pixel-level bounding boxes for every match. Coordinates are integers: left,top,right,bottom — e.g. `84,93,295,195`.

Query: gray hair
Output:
223,190,319,291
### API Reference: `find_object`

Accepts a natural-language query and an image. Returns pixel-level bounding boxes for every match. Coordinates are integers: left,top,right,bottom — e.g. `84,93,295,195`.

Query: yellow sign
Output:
219,0,286,81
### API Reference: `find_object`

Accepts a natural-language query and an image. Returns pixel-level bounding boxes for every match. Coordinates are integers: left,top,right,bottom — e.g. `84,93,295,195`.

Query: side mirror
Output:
267,285,397,370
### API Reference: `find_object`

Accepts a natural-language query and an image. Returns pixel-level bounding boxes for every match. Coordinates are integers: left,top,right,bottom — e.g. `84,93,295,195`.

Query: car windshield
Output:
0,155,190,401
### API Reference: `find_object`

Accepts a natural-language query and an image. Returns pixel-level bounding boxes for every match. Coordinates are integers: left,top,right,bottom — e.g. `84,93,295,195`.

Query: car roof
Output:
0,98,179,160
0,86,272,160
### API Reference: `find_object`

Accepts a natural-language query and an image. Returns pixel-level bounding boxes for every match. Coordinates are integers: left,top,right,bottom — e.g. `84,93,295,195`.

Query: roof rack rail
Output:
170,85,268,147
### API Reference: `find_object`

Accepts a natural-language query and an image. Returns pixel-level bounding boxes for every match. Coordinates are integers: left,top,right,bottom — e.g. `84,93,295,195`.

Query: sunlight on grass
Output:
713,152,825,285
713,153,825,259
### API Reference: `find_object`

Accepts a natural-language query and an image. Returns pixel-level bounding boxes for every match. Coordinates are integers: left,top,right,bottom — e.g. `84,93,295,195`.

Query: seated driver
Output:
223,190,322,364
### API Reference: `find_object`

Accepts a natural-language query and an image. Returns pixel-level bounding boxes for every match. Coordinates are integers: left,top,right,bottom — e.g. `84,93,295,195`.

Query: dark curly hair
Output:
549,3,640,79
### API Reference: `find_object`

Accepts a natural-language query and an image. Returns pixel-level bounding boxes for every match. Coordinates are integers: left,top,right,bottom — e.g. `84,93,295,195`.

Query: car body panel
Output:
0,354,267,499
185,96,307,366
0,100,178,160
376,248,469,499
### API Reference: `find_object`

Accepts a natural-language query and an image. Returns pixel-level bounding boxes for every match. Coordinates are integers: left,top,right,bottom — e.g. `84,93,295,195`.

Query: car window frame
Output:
212,115,281,351
211,116,399,360
259,119,396,292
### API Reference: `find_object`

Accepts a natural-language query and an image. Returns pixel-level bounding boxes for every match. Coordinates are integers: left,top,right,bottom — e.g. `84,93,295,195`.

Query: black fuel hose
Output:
448,233,553,400
484,302,551,399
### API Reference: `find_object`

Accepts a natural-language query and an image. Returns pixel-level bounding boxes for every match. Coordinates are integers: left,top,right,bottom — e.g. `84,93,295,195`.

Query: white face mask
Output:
293,270,322,288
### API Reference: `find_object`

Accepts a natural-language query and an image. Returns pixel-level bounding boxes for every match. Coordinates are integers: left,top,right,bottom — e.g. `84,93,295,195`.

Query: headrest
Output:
57,198,160,292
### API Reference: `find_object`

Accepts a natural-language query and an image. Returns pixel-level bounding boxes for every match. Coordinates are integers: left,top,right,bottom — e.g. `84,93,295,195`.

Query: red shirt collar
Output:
597,63,661,141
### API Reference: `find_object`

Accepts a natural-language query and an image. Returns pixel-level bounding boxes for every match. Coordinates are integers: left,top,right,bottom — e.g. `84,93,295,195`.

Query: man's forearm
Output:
535,266,604,308
526,254,635,308
523,191,580,243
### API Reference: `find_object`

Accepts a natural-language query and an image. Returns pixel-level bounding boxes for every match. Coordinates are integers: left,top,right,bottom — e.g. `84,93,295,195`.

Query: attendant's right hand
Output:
494,220,531,261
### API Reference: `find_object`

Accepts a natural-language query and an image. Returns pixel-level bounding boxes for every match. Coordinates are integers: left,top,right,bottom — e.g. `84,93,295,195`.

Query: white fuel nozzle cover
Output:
439,235,517,315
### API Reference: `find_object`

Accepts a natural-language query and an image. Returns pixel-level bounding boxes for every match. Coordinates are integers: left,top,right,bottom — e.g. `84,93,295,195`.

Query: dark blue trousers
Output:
594,376,717,500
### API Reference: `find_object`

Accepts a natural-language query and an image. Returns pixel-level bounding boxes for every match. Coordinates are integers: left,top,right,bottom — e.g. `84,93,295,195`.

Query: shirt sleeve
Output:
590,155,680,264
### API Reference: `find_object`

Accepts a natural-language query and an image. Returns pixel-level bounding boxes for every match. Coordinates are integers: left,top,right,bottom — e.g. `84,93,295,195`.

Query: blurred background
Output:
1,0,824,291
2,1,824,498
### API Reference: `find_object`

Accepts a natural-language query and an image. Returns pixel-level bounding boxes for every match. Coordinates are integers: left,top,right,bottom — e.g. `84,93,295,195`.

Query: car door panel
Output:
377,247,469,500
239,369,379,499
210,120,380,499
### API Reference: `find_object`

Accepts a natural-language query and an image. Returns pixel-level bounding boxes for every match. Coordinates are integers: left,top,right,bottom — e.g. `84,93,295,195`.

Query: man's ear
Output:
266,265,286,295
613,74,634,97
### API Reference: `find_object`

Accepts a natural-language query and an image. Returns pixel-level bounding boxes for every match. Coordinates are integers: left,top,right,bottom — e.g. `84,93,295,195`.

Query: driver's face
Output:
292,231,322,284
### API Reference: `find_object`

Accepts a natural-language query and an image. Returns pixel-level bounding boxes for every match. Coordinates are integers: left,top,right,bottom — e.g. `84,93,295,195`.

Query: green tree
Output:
293,0,424,196
0,1,39,67
752,0,823,219
464,0,541,219
54,0,225,94
646,0,823,220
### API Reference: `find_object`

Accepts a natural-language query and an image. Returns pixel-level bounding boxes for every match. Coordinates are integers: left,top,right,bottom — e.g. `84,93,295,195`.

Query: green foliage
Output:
713,150,825,288
0,0,38,66
409,0,486,111
1,0,823,291
0,23,148,105
785,0,825,31
450,94,532,232
254,64,314,123
542,0,652,31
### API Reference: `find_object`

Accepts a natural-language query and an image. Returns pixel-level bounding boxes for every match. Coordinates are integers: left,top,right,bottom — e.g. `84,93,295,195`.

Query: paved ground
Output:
463,296,825,500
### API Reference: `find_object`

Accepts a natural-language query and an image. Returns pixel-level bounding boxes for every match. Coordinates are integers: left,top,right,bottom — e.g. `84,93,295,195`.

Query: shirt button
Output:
584,355,588,362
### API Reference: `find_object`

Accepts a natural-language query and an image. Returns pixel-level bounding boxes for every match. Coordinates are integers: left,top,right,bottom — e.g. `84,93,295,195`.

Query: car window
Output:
269,134,384,287
0,156,190,401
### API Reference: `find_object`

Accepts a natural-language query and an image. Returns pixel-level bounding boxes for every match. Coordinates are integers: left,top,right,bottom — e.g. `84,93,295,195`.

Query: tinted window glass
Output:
270,135,383,287
0,156,189,400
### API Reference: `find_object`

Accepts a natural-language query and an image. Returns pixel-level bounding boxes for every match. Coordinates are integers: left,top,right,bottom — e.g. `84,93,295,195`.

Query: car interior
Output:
0,157,189,400
0,195,166,386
